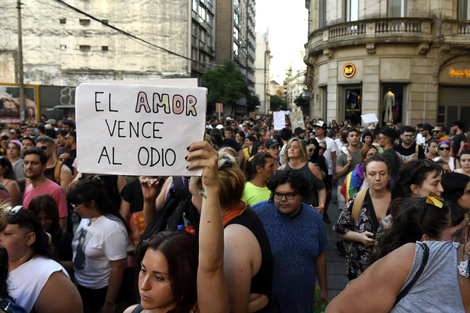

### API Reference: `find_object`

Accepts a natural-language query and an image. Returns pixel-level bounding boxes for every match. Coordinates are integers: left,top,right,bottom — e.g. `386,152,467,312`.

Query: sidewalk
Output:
324,191,349,299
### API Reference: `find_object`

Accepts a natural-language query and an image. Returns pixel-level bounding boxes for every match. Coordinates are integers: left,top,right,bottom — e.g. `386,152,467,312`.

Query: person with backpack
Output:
333,155,392,280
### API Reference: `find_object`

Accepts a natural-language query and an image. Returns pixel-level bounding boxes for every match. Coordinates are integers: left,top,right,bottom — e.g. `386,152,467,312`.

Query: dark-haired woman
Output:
0,208,82,313
0,156,20,206
242,152,276,206
29,194,73,272
70,177,131,313
442,172,470,211
326,198,470,313
125,141,229,313
333,155,392,280
455,149,470,177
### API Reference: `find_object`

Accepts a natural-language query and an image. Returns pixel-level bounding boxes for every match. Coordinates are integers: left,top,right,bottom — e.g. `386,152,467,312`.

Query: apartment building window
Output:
389,0,407,17
192,0,198,12
234,43,239,56
345,0,359,22
79,45,91,52
102,46,109,51
192,23,198,45
234,0,239,8
459,0,470,19
200,29,206,44
234,28,239,41
207,13,213,27
234,11,240,26
79,19,91,26
199,6,206,23
206,0,213,10
319,0,326,28
60,18,66,24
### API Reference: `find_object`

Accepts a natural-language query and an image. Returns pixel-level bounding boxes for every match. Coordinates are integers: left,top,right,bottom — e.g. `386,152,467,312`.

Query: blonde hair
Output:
194,152,245,207
284,137,309,163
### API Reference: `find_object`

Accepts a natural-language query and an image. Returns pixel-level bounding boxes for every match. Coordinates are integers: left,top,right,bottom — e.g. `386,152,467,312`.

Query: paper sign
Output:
361,113,378,124
289,110,305,130
273,111,285,130
75,83,207,176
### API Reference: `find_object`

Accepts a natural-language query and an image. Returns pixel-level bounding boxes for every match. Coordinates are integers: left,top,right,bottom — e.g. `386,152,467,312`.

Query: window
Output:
60,45,67,50
192,0,198,12
345,0,359,22
233,43,239,56
79,19,91,26
207,13,213,27
200,28,206,43
102,19,109,24
234,27,239,41
60,18,66,24
234,0,239,7
234,11,240,26
206,0,213,10
388,0,407,17
319,0,326,28
102,46,109,51
199,6,206,23
79,45,91,52
459,0,470,19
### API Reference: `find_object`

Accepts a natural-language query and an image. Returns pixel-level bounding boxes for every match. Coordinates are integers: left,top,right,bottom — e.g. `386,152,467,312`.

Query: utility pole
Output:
17,0,25,123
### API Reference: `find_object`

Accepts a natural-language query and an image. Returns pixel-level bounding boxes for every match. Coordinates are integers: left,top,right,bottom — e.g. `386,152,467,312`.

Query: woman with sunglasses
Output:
307,139,328,180
0,156,20,206
333,155,392,280
327,197,470,313
0,207,82,313
434,140,460,171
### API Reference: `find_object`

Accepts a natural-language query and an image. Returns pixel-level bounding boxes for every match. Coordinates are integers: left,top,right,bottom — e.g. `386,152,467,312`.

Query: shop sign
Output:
449,69,470,78
343,63,356,78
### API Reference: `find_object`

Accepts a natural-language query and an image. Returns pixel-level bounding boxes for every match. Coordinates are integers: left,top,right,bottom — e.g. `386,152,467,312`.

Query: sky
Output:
255,0,309,84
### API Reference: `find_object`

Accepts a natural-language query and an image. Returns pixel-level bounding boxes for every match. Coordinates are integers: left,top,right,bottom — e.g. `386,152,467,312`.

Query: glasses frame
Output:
273,192,298,201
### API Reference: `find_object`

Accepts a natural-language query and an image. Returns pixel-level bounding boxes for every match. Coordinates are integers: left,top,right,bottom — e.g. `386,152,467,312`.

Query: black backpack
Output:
135,176,199,253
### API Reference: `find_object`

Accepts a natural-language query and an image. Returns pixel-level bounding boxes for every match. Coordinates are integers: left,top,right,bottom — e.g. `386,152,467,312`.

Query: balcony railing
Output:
443,20,470,36
375,19,424,33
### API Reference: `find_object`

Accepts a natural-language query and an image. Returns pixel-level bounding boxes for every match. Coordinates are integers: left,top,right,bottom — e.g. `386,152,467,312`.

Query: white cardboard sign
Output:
273,111,285,130
361,113,379,124
75,83,207,176
289,110,305,130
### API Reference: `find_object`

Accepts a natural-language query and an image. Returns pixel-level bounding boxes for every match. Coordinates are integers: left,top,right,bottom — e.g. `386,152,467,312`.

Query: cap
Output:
422,123,433,132
266,139,281,148
46,119,57,125
314,120,327,129
251,125,260,132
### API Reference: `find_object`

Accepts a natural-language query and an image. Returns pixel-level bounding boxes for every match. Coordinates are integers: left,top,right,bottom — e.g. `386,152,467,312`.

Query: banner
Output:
75,83,207,176
289,110,305,130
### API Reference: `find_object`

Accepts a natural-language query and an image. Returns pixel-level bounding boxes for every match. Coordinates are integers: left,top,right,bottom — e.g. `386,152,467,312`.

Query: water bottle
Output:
183,212,196,235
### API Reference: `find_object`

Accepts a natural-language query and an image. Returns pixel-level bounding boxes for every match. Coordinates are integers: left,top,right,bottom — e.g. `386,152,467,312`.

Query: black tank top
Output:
225,208,276,312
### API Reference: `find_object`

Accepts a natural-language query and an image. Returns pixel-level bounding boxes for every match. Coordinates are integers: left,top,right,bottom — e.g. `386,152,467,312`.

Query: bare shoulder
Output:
123,304,139,313
224,223,260,252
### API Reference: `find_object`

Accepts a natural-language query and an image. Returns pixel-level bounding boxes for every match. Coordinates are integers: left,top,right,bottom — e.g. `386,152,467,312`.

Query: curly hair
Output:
266,170,310,201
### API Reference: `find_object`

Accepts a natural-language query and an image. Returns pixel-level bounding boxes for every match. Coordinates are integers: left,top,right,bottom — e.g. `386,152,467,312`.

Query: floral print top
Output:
333,190,380,278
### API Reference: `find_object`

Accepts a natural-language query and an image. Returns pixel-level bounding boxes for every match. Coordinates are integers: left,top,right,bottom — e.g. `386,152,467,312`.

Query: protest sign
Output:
75,83,207,176
289,110,305,130
361,113,378,124
273,111,285,130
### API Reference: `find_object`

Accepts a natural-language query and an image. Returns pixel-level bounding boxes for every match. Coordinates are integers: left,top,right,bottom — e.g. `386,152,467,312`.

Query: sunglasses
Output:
432,130,441,133
439,147,450,151
319,147,326,151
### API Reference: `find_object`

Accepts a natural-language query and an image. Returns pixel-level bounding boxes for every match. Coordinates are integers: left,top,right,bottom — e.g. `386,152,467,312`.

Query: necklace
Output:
87,217,99,226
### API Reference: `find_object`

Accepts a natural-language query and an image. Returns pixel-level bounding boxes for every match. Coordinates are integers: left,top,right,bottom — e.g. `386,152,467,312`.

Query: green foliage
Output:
246,94,260,113
203,59,248,107
270,95,287,111
294,94,310,115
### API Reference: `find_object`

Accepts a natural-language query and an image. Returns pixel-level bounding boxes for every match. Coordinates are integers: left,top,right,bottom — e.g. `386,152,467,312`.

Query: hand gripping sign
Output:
75,83,207,176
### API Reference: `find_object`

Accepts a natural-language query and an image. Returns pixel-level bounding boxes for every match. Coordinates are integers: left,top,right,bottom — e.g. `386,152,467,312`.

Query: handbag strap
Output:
394,242,430,306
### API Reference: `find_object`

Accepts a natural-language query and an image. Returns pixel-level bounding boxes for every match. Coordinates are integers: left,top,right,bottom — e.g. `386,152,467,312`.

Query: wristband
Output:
318,204,325,208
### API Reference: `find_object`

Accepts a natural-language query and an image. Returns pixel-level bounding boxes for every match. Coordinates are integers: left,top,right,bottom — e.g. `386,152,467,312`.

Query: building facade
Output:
215,0,256,114
305,0,470,128
255,31,272,114
1,0,215,115
284,67,308,111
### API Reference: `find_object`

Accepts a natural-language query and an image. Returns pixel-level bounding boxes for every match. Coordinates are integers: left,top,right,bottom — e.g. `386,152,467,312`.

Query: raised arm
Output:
187,141,228,313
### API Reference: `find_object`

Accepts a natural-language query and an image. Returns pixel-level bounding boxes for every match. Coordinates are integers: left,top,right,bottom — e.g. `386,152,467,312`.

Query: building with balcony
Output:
215,0,256,114
1,0,215,118
304,0,470,128
255,31,272,114
284,67,308,111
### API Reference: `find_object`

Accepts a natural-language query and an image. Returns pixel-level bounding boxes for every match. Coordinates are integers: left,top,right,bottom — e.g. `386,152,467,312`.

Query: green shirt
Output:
242,181,271,206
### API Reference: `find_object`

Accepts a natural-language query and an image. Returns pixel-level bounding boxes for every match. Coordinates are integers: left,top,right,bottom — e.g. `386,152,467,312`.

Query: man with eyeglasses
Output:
252,170,328,313
35,136,73,192
393,126,425,164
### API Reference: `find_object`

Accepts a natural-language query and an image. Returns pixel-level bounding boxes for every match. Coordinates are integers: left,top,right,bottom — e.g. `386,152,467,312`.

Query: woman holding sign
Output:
125,141,228,313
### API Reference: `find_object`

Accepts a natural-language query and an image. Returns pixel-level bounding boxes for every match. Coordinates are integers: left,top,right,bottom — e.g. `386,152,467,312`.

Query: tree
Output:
270,95,287,111
294,94,310,115
203,59,248,113
246,94,260,113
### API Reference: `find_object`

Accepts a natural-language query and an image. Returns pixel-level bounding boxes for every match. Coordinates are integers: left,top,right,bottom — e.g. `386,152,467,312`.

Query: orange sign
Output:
343,63,356,78
449,69,470,78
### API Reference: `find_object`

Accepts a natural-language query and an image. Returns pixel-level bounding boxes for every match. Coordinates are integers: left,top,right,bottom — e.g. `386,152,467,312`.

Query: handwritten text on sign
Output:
75,83,207,176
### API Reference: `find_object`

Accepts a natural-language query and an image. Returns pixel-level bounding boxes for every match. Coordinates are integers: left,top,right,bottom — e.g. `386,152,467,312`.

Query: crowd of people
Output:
0,113,469,313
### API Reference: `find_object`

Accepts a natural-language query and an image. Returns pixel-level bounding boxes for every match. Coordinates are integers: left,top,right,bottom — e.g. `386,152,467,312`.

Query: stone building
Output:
255,31,272,114
1,0,215,116
304,0,470,128
215,0,256,114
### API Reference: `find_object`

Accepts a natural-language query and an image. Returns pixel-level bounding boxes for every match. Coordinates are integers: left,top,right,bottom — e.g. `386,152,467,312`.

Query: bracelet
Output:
318,204,325,208
68,183,72,189
104,302,115,306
